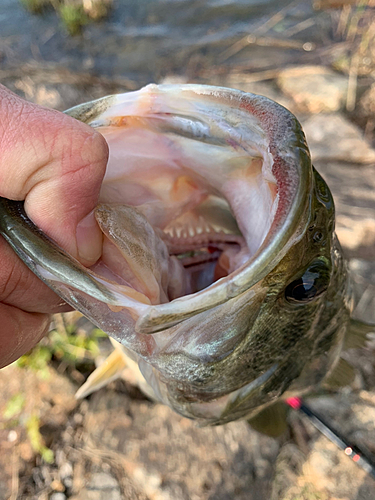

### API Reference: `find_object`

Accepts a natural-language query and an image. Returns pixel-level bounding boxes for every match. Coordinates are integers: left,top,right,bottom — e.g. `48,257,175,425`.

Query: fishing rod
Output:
286,396,375,479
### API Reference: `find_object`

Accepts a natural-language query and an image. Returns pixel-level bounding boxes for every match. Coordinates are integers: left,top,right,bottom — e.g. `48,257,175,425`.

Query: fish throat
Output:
164,217,247,292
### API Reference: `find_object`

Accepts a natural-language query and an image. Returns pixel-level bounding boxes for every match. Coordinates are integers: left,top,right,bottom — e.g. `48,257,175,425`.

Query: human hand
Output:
0,85,108,368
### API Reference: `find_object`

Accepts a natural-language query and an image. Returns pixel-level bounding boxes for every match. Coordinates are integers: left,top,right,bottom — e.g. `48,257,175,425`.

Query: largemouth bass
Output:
0,84,370,429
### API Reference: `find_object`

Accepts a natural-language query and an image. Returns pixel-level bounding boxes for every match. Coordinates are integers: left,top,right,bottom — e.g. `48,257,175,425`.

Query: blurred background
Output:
0,1,375,499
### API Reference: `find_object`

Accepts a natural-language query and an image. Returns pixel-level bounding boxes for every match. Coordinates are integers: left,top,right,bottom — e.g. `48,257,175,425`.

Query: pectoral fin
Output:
344,318,375,349
75,347,127,399
247,402,288,437
323,357,355,389
75,339,152,399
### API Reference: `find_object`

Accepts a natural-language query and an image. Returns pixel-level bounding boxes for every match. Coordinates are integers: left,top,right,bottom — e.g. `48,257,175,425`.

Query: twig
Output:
283,17,316,37
336,4,352,37
346,3,363,42
219,0,299,62
245,35,315,51
200,68,282,83
346,51,359,111
9,446,19,500
53,313,67,336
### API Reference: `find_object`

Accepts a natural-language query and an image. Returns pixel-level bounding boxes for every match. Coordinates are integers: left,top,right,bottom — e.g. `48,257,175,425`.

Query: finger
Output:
0,303,50,369
0,85,108,265
0,235,72,314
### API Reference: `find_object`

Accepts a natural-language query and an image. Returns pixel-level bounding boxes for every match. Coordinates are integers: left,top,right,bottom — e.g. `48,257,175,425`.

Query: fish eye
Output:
285,259,331,305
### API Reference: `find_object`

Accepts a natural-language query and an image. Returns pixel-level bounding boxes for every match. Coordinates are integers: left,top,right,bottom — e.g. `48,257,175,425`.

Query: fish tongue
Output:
95,203,187,304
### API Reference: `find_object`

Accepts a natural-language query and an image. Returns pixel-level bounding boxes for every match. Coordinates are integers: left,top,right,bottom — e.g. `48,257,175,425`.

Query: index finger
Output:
0,85,108,265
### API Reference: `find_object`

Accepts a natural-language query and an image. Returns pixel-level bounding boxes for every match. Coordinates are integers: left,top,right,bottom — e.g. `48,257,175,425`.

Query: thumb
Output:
0,84,108,265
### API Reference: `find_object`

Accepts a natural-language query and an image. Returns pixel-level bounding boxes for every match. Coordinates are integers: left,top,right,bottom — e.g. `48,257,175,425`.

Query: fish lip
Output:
67,84,313,333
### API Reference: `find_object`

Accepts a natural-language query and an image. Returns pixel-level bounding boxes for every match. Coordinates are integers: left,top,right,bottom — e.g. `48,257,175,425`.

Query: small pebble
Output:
88,471,119,490
73,412,84,425
51,479,65,492
50,493,66,500
59,461,73,480
7,430,17,443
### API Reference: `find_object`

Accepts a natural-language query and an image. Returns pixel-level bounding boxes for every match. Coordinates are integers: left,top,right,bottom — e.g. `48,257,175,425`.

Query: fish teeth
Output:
164,217,238,246
193,216,206,235
205,222,216,233
164,227,174,238
210,223,230,234
188,225,196,237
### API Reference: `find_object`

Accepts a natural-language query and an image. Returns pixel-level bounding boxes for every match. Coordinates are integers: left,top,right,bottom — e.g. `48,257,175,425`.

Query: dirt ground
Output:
1,5,375,498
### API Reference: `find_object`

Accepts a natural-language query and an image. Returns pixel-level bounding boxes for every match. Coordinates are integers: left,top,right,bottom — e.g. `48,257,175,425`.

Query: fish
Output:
0,83,372,431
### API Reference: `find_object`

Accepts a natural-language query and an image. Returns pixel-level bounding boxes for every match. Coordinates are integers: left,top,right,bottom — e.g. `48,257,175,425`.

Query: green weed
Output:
20,0,51,14
3,393,26,420
17,319,106,377
8,316,106,464
2,394,54,464
59,3,89,35
19,0,112,34
26,414,54,464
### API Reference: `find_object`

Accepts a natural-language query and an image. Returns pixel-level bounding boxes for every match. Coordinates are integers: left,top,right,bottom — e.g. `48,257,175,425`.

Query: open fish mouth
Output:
0,84,326,424
66,84,312,332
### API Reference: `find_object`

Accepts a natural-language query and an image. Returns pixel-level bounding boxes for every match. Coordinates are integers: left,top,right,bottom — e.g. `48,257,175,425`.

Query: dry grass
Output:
328,0,375,110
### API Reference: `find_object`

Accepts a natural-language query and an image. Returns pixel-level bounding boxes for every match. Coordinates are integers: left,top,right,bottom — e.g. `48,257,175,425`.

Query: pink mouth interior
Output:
87,95,279,306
